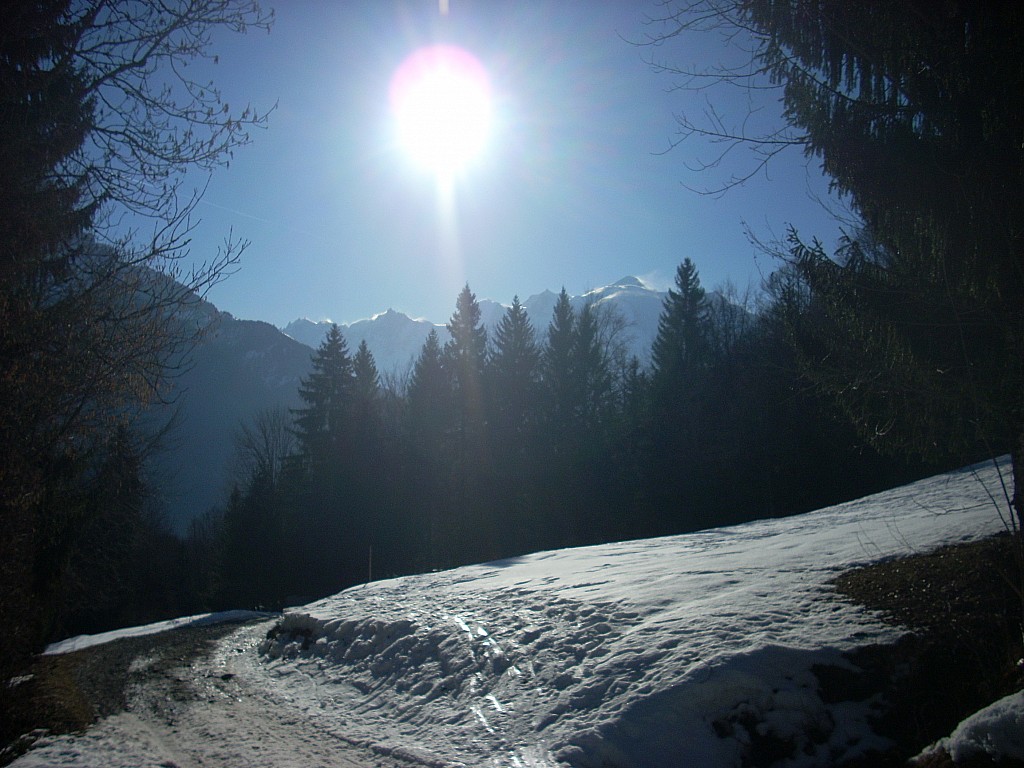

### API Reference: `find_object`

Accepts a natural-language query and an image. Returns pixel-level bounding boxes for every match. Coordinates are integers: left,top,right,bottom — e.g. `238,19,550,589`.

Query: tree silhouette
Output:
445,284,488,430
650,258,709,392
489,296,541,437
651,1,1024,534
293,324,354,465
0,0,270,671
542,288,577,433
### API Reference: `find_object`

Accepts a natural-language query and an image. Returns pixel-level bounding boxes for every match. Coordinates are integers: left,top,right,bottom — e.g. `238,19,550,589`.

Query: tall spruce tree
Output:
445,284,488,412
351,340,380,434
655,1,1024,531
293,324,353,465
0,2,94,669
444,285,493,560
542,288,577,431
489,296,541,435
747,0,1024,512
408,329,450,440
406,328,453,567
651,258,709,389
572,303,614,430
645,259,713,530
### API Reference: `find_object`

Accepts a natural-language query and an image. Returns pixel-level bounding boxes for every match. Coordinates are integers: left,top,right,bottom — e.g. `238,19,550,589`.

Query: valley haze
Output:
158,276,675,529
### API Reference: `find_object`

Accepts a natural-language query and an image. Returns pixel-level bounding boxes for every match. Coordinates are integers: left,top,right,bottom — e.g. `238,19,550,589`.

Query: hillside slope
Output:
11,458,1018,767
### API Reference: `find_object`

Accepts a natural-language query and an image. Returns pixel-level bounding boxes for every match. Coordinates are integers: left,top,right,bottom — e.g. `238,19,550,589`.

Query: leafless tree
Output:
233,406,296,491
0,1,273,667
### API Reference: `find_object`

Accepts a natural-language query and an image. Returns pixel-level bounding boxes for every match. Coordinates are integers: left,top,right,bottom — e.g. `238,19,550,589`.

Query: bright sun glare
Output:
389,45,493,180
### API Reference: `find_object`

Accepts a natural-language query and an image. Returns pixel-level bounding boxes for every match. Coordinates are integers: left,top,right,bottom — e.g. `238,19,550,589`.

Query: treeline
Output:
176,259,963,612
35,257,984,640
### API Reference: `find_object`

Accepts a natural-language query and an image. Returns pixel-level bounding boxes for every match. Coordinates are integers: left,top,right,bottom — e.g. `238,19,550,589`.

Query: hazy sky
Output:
180,0,845,327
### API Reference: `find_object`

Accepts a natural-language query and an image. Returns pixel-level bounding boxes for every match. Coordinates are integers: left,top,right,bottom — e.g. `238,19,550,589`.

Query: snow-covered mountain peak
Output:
369,308,408,323
611,275,649,289
281,276,670,368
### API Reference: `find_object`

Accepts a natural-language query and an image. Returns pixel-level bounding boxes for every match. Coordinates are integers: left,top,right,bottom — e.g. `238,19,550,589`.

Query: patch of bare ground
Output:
0,619,261,766
822,533,1024,767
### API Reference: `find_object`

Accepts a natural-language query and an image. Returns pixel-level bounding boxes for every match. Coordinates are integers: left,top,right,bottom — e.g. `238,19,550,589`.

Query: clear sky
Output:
181,0,845,327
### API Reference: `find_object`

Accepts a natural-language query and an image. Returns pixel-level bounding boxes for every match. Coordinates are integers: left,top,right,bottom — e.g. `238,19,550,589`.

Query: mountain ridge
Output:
280,276,670,373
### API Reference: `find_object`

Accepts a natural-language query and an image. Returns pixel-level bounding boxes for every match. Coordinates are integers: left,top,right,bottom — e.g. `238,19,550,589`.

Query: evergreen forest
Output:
81,265,976,628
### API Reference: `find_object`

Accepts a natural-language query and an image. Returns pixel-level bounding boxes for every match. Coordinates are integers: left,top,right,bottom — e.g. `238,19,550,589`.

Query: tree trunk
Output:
1013,432,1024,536
1011,434,1024,643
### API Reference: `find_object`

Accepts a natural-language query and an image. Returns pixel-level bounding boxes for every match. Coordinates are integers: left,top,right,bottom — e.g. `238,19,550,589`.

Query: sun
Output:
389,45,493,180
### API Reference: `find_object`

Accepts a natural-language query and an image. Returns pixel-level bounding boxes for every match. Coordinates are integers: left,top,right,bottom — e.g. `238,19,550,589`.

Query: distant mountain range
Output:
154,276,672,530
281,276,669,374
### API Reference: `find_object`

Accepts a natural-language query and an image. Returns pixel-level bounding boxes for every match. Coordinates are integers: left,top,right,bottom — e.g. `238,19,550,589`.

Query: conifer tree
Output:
443,285,493,560
351,339,380,435
293,324,353,464
542,288,577,431
655,1,1024,530
407,328,455,567
408,329,451,441
645,259,713,531
650,258,709,392
572,303,613,430
445,284,488,413
489,296,540,434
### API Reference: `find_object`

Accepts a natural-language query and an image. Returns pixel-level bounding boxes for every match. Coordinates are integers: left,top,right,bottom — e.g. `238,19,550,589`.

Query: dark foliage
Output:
199,273,950,611
0,0,269,679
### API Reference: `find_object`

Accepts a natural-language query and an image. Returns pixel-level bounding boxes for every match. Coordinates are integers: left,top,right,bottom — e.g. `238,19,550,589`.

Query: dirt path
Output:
8,619,414,768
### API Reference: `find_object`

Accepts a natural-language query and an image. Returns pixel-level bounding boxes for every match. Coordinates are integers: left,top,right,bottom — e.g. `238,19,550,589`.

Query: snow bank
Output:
924,690,1024,764
258,458,1013,767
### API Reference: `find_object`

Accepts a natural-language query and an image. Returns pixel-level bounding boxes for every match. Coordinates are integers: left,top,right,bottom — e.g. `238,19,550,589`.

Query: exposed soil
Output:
0,619,261,766
824,533,1024,767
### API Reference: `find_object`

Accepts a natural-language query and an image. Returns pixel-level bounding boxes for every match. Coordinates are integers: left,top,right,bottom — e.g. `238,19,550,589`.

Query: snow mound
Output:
925,689,1024,764
258,458,1012,767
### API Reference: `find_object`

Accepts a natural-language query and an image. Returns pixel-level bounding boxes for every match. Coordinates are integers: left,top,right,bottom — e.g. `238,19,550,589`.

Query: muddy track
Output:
10,619,416,768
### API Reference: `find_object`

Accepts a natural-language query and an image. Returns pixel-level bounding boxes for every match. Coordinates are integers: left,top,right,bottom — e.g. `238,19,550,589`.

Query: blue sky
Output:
181,0,846,327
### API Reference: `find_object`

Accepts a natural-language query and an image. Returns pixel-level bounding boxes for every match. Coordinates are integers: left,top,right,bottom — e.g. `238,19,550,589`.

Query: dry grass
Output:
830,533,1024,767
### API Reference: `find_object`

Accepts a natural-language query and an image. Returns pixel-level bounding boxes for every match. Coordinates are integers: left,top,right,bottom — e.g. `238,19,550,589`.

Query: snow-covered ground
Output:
13,458,1020,767
43,610,274,655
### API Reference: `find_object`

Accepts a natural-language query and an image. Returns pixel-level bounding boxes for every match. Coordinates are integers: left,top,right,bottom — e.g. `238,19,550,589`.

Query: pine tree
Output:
650,258,709,391
645,259,712,531
445,284,488,413
408,329,450,441
489,296,540,434
743,0,1024,504
572,303,613,430
351,339,380,433
542,288,577,431
292,324,353,464
406,329,454,567
657,1,1024,531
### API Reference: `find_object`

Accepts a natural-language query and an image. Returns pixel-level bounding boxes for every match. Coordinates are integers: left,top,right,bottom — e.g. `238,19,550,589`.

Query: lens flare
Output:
389,45,492,180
